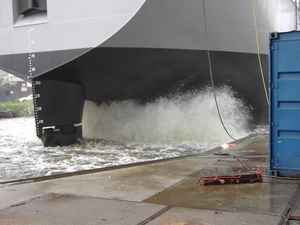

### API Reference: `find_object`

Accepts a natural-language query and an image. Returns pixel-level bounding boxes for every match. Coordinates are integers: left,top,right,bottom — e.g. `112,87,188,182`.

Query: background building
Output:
0,69,32,102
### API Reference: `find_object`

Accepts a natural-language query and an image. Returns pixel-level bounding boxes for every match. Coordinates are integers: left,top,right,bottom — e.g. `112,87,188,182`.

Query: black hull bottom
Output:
4,47,269,146
33,80,85,146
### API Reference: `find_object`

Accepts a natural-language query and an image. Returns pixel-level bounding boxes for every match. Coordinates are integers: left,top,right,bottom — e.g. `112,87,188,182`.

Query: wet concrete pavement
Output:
0,133,300,225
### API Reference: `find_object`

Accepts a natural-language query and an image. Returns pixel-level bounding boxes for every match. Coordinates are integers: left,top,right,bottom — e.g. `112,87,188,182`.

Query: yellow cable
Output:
252,0,269,105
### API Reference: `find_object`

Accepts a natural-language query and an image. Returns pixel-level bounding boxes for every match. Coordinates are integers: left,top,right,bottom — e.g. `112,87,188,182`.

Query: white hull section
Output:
0,0,146,55
0,0,297,57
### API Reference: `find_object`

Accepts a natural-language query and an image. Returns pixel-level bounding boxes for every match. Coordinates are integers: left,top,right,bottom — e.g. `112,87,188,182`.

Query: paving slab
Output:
0,193,166,225
144,176,299,216
147,207,281,225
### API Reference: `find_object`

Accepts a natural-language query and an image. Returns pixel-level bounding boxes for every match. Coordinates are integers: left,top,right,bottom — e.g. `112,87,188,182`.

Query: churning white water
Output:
0,86,253,183
82,86,252,143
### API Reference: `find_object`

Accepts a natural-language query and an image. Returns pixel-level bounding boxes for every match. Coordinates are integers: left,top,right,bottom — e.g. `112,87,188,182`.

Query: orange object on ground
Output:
197,168,263,185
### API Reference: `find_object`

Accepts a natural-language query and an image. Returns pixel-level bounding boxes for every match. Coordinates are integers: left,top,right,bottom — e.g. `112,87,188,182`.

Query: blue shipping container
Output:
269,31,300,178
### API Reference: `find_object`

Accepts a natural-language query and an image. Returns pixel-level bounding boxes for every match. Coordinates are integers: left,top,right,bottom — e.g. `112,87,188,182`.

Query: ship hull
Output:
0,0,298,146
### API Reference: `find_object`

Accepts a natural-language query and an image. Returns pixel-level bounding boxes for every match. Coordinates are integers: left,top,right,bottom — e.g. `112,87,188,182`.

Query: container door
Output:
269,31,300,177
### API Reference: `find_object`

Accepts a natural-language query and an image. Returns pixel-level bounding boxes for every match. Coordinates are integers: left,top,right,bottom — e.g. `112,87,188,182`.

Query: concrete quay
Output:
0,133,300,225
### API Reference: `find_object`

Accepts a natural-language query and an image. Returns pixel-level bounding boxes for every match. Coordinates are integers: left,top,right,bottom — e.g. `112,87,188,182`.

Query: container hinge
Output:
271,45,279,50
271,121,279,127
271,82,279,89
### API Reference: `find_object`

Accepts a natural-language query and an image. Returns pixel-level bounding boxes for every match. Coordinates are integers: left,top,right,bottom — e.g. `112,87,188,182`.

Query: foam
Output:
82,85,252,143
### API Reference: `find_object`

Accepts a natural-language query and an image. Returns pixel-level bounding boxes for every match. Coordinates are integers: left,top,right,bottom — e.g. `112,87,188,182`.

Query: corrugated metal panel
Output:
269,31,300,177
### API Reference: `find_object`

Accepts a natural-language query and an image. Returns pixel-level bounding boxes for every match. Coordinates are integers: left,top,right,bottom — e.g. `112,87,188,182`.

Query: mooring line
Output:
202,0,237,141
252,0,269,105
